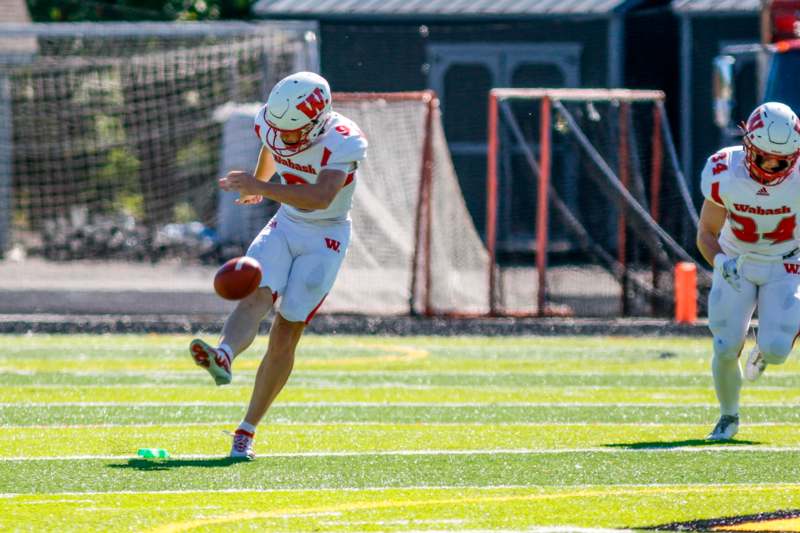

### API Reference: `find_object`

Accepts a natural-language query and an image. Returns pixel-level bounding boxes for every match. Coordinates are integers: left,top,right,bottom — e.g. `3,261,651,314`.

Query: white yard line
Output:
5,446,800,462
2,421,800,429
0,369,723,377
0,401,244,407
0,401,794,407
3,482,800,498
4,383,794,391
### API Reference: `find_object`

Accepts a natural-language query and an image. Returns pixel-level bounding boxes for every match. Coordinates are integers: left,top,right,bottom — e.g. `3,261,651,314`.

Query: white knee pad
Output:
759,330,794,365
712,335,743,362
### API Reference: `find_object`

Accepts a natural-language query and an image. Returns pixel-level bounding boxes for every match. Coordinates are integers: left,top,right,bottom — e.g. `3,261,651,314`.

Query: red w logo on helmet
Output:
296,88,327,120
747,112,765,131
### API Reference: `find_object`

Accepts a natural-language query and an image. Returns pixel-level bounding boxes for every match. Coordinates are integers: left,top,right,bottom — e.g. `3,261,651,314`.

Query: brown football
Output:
213,256,262,300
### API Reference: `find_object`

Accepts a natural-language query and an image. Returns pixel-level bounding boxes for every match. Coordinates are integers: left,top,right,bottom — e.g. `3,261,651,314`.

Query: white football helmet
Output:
740,102,800,185
264,71,332,157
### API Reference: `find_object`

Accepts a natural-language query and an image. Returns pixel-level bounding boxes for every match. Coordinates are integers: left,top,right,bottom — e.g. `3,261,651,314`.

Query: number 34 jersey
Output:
701,146,800,258
254,106,368,222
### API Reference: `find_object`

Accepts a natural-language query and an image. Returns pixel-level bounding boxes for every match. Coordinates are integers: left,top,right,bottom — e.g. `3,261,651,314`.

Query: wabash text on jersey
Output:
254,106,368,222
700,146,800,258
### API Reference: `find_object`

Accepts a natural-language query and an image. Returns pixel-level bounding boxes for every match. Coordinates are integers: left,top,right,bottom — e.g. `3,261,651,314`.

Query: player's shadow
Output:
604,438,760,449
108,458,250,471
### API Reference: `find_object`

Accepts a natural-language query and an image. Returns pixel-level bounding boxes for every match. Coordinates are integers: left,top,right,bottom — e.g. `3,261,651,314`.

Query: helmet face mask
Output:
264,120,318,155
264,72,332,157
754,153,790,173
740,102,800,186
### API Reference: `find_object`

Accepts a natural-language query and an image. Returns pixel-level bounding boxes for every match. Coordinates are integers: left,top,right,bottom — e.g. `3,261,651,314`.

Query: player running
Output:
189,72,367,459
697,102,800,441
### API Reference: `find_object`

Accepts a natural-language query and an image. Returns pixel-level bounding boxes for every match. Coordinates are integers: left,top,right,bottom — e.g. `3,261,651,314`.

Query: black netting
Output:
2,23,314,261
492,95,709,317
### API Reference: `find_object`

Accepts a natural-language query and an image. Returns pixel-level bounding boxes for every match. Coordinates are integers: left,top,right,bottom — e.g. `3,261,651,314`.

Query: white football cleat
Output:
189,339,232,386
707,414,739,441
744,345,767,382
230,428,255,460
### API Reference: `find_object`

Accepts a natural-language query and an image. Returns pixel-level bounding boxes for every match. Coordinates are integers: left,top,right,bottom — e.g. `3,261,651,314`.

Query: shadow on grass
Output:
643,508,800,532
604,438,761,449
108,458,251,471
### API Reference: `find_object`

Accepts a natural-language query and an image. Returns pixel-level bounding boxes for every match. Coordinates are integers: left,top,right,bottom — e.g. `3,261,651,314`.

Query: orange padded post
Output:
674,262,697,323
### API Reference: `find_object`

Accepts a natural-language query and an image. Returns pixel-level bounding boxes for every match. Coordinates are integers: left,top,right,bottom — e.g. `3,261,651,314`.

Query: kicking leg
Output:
190,287,274,386
191,215,291,386
220,286,276,355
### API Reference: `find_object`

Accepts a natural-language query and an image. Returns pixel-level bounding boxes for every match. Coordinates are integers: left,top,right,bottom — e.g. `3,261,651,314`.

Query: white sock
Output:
237,421,256,435
217,343,233,362
712,355,742,417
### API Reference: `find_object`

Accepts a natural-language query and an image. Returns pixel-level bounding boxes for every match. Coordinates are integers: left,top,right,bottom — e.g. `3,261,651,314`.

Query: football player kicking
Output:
189,72,367,459
697,102,800,441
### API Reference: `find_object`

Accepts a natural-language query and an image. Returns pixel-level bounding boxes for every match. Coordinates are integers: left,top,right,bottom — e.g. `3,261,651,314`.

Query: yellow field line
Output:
148,484,800,533
719,517,800,531
298,342,429,367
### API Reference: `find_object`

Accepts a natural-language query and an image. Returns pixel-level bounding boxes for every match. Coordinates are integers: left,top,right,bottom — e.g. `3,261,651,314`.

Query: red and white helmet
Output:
740,102,800,185
264,71,332,157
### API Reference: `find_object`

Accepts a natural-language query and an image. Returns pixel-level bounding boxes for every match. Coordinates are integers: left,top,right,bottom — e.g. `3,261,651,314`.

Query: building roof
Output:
253,0,650,20
672,0,760,14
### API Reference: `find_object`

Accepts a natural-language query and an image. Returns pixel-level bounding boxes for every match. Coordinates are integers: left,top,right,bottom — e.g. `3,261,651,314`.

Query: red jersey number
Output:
763,215,797,244
730,213,797,245
282,172,308,185
335,123,365,138
712,163,728,175
710,152,728,176
729,213,759,243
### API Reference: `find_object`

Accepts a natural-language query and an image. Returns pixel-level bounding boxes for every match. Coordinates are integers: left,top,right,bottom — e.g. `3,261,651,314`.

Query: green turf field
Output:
3,334,800,532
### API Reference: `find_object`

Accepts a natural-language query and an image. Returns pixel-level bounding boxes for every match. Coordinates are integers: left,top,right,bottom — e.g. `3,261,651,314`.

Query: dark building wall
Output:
319,19,612,92
625,9,680,124
319,23,427,91
623,9,684,239
319,19,613,235
686,14,759,198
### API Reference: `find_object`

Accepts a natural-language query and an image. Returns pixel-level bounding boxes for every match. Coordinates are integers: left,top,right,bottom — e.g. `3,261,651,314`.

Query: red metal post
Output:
409,91,435,315
486,91,499,316
618,102,631,316
650,104,664,314
536,97,552,317
334,91,437,102
422,96,436,316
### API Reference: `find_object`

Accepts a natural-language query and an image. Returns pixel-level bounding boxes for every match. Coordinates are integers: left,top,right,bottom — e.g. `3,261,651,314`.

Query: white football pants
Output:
708,252,800,415
246,208,350,324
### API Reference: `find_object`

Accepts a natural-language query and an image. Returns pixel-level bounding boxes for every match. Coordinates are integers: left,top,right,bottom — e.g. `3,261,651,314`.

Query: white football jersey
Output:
254,107,368,222
700,146,800,258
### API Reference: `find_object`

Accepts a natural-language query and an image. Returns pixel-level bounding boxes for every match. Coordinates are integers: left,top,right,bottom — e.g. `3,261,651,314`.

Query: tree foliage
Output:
26,0,255,22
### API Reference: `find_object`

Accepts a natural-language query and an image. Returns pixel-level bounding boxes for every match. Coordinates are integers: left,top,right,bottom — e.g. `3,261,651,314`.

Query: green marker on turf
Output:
137,448,170,459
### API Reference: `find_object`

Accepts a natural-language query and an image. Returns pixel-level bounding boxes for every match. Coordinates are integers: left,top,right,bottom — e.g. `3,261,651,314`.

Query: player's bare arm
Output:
220,167,347,211
230,146,277,206
696,199,727,266
254,145,276,181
